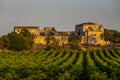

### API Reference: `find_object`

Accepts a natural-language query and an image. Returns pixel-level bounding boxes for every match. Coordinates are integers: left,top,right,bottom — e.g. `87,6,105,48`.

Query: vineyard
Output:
0,49,120,80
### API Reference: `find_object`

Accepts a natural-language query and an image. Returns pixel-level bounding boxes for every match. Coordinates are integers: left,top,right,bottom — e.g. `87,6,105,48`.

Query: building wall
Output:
34,36,68,46
85,31,105,45
83,24,98,32
34,36,46,45
14,27,40,36
75,22,105,45
54,36,68,46
14,26,69,46
44,27,55,32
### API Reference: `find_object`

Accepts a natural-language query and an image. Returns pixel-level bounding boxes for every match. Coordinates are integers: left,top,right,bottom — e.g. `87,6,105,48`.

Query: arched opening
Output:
47,32,55,36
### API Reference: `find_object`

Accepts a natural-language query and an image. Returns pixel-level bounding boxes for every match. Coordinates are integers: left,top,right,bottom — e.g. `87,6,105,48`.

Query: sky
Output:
0,0,120,36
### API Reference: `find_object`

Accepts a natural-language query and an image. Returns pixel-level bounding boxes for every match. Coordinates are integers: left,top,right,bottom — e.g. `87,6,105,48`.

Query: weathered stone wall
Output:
44,27,55,32
34,36,68,46
14,26,69,46
75,22,105,45
86,31,105,45
34,36,46,45
14,27,40,36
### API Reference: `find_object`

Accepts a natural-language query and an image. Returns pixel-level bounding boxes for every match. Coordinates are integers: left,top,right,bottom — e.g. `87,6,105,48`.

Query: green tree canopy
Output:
0,29,34,51
20,29,34,49
45,36,59,50
0,35,11,48
20,28,34,39
8,32,26,51
104,29,120,43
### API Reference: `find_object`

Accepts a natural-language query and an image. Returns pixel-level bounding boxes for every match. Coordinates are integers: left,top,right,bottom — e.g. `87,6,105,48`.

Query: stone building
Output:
14,26,69,46
14,26,40,38
14,22,106,46
75,22,106,45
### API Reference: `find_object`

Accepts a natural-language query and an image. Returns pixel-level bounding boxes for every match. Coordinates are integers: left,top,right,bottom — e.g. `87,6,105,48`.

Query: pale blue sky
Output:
0,0,120,35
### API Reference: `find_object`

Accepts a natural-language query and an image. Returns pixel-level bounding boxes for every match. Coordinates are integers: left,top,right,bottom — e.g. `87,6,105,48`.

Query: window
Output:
17,29,20,32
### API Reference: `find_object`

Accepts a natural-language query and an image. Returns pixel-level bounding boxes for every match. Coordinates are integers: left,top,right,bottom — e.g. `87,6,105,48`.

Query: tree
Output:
0,35,11,49
0,40,4,49
104,29,120,43
8,32,27,51
20,29,34,49
45,36,59,50
0,29,34,51
68,35,82,50
20,28,34,39
45,36,51,45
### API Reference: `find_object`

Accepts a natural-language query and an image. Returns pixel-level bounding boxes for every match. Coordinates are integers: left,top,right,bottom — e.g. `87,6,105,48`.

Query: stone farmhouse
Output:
75,22,106,45
14,22,106,46
14,26,70,46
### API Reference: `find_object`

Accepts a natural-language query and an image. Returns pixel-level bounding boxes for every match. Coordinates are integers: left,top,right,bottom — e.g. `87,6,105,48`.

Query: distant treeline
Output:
104,29,120,43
